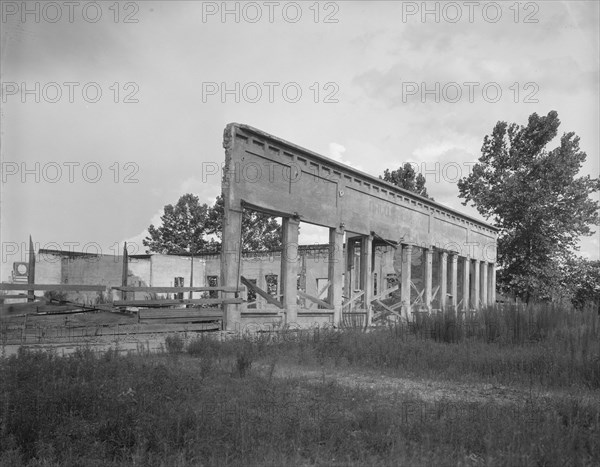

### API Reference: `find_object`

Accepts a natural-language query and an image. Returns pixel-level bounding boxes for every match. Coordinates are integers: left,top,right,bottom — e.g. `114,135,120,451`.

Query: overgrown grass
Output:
1,304,599,465
2,346,599,466
251,304,599,389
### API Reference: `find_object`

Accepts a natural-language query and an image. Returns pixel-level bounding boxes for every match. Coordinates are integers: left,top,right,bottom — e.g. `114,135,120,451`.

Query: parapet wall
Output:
223,123,497,262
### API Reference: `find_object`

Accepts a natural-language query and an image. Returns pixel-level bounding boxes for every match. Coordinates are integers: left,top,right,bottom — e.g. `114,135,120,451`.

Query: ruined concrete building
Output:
219,124,498,330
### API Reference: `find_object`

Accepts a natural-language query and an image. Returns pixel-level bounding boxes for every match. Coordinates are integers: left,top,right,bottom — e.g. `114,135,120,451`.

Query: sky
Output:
1,0,599,280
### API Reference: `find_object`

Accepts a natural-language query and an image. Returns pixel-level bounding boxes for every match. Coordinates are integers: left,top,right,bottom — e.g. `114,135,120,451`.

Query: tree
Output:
143,194,282,255
564,258,600,312
205,195,281,252
457,111,600,302
380,163,433,199
143,194,212,254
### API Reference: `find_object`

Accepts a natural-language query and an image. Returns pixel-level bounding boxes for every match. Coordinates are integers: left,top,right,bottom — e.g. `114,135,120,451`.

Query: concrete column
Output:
328,227,345,326
423,248,433,311
345,237,355,302
220,206,243,330
400,244,413,320
281,217,300,325
438,251,448,310
450,253,458,309
189,255,194,300
489,264,496,305
461,256,470,312
360,234,374,326
480,261,488,308
470,259,480,311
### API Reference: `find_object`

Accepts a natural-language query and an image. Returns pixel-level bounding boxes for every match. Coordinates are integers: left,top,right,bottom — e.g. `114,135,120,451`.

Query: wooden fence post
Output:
121,242,128,301
189,254,194,300
27,235,36,302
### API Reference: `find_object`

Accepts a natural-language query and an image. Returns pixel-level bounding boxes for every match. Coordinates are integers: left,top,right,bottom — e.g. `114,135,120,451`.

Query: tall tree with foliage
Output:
205,195,281,252
457,111,600,302
144,194,282,255
380,162,433,199
143,194,212,254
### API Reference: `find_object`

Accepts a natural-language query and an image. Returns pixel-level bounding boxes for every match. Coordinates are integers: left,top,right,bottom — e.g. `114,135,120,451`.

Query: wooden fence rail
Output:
2,283,242,313
113,298,243,307
111,286,241,293
1,284,107,292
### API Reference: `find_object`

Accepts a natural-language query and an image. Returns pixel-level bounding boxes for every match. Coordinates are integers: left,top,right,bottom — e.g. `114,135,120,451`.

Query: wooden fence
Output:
0,282,244,332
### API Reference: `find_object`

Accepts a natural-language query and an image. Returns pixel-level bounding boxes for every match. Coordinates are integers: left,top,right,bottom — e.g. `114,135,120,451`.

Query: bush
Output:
43,290,67,303
186,334,222,357
164,334,184,354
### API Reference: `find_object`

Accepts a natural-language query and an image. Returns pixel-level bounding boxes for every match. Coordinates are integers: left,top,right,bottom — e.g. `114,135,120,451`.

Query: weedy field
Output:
1,305,599,466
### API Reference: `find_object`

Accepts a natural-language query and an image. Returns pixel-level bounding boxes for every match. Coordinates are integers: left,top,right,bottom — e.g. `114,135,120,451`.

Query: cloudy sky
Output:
1,0,598,278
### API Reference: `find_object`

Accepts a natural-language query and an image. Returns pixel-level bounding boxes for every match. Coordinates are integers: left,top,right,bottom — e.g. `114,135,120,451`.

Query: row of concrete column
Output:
222,211,496,328
400,244,496,319
280,226,497,323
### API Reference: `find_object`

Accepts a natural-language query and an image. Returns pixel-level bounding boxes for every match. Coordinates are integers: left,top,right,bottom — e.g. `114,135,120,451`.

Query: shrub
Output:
186,334,221,357
164,334,184,354
43,290,67,303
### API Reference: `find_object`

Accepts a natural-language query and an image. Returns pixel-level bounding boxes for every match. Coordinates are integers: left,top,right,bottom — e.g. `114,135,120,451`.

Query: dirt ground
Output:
254,361,600,410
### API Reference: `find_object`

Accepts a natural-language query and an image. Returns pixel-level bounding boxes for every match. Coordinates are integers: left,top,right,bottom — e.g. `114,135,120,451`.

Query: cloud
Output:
413,141,463,160
122,176,221,252
177,176,221,203
328,142,346,160
122,208,164,253
577,235,600,260
327,142,363,171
